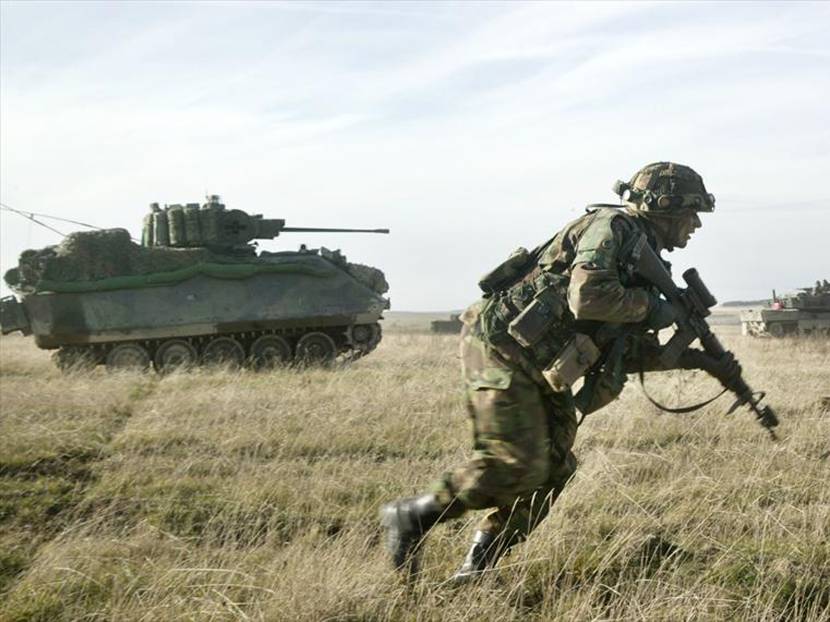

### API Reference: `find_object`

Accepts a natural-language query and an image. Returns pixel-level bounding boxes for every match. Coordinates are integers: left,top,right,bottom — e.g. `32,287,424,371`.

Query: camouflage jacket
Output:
469,207,663,412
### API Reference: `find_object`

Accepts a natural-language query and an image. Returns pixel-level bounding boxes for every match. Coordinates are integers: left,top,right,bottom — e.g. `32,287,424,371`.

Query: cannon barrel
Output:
251,218,389,241
281,226,390,234
143,198,389,248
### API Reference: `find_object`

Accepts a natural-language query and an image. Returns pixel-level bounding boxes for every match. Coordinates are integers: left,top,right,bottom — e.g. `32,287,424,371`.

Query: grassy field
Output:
0,317,828,621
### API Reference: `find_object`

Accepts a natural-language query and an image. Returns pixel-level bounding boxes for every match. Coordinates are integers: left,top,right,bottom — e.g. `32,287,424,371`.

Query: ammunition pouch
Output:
541,333,600,393
481,283,595,395
507,285,567,348
477,236,604,394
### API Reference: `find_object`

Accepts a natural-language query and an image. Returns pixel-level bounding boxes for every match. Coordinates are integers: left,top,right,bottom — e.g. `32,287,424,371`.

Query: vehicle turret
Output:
142,195,389,251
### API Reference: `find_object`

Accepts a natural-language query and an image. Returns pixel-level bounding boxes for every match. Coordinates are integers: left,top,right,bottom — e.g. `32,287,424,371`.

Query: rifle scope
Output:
683,268,718,313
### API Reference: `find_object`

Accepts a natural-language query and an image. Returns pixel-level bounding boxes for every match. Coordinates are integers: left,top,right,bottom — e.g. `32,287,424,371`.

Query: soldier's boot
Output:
379,493,450,576
449,530,508,585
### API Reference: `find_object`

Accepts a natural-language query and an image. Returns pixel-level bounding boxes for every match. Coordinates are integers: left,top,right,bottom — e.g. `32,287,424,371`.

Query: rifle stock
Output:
630,235,780,439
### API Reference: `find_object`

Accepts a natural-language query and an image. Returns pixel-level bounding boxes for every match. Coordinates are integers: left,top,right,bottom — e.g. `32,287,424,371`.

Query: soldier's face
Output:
651,209,702,250
671,209,702,248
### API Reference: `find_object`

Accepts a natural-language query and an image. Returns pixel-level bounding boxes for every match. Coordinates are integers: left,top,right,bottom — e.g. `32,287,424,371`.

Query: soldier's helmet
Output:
613,162,715,213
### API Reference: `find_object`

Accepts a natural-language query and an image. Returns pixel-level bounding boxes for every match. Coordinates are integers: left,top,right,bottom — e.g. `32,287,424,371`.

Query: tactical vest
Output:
476,208,643,370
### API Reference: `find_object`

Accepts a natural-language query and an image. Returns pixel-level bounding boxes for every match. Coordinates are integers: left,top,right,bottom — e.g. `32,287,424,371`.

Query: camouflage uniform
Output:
431,206,655,544
436,317,577,539
381,162,717,582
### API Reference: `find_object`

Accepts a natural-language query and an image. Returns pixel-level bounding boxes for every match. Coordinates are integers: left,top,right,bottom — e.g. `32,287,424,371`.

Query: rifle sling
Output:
637,366,728,414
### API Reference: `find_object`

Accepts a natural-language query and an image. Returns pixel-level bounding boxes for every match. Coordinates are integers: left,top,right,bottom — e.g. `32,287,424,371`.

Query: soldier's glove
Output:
645,295,677,331
708,351,743,391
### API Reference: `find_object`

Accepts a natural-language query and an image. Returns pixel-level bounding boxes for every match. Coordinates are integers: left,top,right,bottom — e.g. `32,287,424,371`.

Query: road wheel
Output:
106,343,151,372
295,332,337,366
154,339,197,373
768,323,784,338
250,335,292,369
345,323,382,361
353,323,381,350
201,336,245,369
53,346,97,372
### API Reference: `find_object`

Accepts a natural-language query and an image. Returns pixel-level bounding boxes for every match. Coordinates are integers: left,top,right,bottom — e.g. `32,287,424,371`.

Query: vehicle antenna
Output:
0,202,66,237
0,202,140,242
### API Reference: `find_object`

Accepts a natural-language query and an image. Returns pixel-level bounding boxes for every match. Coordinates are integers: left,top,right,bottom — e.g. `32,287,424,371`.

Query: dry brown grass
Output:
0,323,828,621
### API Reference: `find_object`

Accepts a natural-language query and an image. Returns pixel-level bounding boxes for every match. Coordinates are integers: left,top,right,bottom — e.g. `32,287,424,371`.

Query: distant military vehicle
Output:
740,279,830,337
430,314,463,334
1,196,390,371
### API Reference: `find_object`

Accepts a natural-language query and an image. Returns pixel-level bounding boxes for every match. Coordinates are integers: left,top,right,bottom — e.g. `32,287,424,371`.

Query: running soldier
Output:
380,162,742,583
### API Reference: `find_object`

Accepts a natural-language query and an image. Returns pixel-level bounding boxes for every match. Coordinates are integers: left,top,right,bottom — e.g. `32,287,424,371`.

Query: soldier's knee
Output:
469,447,551,506
510,451,551,496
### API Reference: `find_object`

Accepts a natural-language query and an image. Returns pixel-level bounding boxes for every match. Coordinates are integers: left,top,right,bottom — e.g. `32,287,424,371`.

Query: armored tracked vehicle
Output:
1,196,390,371
740,280,830,337
430,314,463,334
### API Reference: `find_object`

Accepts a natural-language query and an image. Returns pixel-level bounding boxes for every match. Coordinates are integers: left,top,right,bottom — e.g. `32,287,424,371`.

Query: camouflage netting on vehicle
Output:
4,229,214,293
3,229,336,294
345,263,389,295
317,247,389,295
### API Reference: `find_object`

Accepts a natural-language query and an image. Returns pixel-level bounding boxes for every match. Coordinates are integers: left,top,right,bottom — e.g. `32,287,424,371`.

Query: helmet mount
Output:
614,162,715,213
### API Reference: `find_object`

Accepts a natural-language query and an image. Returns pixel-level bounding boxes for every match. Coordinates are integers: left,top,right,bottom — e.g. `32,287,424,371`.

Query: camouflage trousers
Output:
431,326,578,542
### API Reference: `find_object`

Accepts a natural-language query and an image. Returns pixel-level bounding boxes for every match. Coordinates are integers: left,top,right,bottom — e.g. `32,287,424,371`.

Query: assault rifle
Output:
630,236,780,439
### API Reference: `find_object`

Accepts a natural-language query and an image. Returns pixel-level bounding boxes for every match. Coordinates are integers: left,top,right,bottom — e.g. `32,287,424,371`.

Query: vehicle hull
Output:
740,308,830,337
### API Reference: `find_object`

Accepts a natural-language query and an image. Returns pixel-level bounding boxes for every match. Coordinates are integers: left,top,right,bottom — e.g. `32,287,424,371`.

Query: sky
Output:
1,0,828,310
